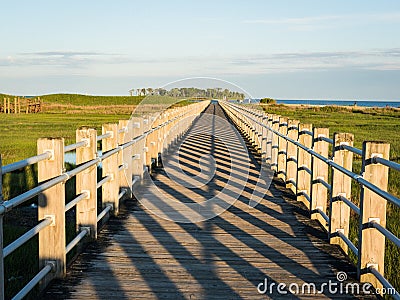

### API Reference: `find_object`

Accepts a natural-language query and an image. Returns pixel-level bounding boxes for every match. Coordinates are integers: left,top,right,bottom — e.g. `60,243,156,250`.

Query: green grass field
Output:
261,104,400,293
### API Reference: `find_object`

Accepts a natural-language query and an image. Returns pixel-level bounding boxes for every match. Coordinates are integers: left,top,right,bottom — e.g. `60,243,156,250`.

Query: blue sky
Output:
1,0,400,99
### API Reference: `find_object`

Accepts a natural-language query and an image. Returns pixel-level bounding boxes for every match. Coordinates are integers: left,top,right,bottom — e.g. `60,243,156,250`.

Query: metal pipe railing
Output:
370,221,400,248
336,194,360,215
3,218,52,258
337,230,359,257
64,140,88,153
97,205,112,223
1,152,52,174
368,266,400,299
373,156,400,172
65,192,89,212
12,263,53,300
66,228,89,254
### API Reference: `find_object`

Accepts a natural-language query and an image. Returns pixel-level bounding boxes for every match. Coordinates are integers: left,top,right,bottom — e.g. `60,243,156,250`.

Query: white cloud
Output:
1,48,400,77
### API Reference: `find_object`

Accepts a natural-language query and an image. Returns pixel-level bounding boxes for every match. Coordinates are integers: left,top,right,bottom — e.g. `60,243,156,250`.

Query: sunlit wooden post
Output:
118,120,133,198
271,115,280,172
132,117,145,183
257,114,263,152
37,138,66,286
265,115,273,165
261,115,268,164
102,124,120,215
145,115,156,170
76,127,98,239
277,117,288,180
358,141,390,292
286,119,299,193
296,124,313,208
329,133,354,253
310,128,329,228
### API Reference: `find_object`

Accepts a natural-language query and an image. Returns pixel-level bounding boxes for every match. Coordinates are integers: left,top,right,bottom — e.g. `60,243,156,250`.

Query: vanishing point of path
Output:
44,104,374,299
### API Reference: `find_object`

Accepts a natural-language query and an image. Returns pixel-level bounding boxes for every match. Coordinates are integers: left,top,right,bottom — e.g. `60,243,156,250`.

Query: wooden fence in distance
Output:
1,97,42,114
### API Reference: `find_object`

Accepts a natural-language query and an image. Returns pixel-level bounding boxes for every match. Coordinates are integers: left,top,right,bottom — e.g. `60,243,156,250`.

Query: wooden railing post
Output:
286,119,299,193
271,115,280,172
277,117,288,180
297,124,313,208
310,128,329,228
132,117,145,182
358,141,390,291
37,138,65,286
265,115,273,165
76,127,98,239
118,120,133,198
102,124,120,215
329,133,354,253
261,115,268,164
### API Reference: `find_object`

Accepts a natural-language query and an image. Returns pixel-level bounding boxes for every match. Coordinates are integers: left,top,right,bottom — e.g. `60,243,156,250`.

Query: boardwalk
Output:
44,104,372,299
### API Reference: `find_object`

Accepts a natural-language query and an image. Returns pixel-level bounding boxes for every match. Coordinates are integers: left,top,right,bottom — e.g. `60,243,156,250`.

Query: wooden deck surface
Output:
44,104,374,299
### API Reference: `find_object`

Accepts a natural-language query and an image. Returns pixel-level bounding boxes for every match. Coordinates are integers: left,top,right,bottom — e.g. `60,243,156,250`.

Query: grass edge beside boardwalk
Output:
260,103,400,295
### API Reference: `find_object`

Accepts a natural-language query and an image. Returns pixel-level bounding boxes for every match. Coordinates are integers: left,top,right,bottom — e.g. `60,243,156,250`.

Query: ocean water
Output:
248,99,400,108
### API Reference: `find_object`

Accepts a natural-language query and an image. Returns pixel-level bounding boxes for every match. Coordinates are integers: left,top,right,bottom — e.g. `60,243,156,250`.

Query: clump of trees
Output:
260,97,276,104
129,87,245,100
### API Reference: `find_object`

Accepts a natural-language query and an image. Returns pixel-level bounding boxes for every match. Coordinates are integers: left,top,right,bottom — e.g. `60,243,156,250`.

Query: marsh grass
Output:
262,104,400,292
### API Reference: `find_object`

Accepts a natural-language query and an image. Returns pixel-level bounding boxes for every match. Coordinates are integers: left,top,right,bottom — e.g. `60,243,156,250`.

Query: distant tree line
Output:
129,87,245,100
260,97,276,104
